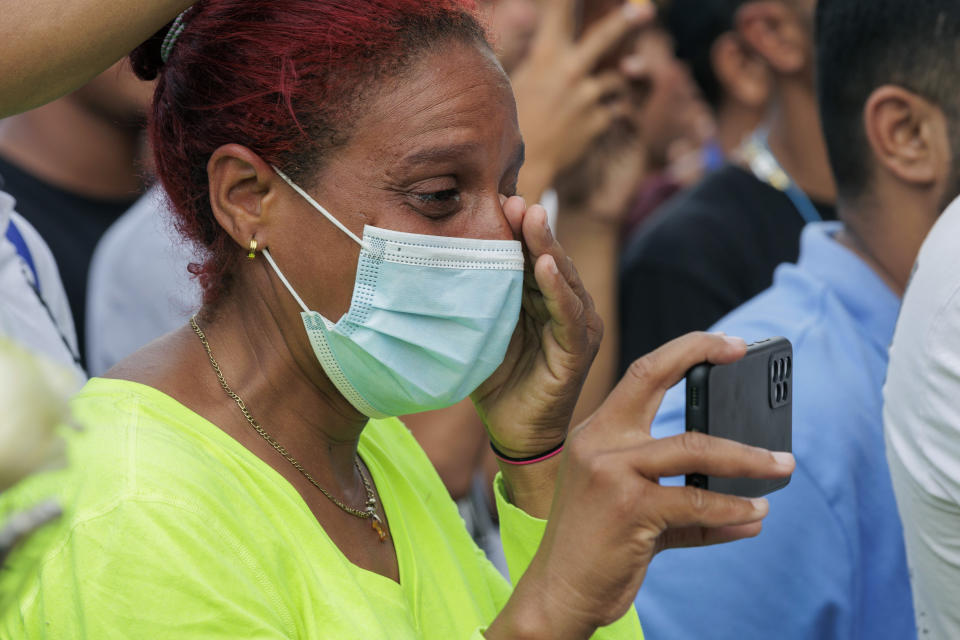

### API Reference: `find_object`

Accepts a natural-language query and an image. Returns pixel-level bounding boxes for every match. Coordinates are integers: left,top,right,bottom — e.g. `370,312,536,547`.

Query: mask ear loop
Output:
262,248,310,314
272,166,374,253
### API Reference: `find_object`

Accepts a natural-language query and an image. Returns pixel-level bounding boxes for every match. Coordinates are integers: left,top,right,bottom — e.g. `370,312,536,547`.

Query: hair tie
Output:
160,8,192,64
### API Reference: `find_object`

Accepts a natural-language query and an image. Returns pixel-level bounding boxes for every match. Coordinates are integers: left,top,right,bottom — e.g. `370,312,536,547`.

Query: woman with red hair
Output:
0,1,793,637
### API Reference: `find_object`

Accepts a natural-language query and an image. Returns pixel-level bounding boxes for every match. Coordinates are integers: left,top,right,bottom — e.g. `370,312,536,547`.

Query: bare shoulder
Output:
102,324,211,409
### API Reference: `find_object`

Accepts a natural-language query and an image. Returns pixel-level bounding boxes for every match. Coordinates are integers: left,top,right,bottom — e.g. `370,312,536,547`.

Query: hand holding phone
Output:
685,337,793,497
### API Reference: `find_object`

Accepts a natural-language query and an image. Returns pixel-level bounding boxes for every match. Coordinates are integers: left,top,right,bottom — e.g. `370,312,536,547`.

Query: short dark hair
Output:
816,0,960,202
662,0,747,110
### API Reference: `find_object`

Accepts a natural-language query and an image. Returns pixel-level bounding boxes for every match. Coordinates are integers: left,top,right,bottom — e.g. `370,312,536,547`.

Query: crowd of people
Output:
0,0,958,638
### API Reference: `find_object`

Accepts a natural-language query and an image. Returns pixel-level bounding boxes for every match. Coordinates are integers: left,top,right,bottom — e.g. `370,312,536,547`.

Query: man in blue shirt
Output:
632,0,960,637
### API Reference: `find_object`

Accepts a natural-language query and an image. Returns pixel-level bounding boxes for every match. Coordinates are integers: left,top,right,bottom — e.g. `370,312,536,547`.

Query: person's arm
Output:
0,0,192,118
487,472,643,640
886,451,960,638
885,269,960,638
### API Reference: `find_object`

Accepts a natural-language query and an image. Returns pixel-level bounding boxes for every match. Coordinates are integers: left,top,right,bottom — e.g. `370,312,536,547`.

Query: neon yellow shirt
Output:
0,378,642,638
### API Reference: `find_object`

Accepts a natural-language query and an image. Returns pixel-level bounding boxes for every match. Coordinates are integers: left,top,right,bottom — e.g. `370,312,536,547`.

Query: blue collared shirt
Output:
634,223,914,639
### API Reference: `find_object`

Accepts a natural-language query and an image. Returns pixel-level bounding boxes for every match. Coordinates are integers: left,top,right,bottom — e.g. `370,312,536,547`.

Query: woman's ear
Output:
207,144,278,251
863,86,947,190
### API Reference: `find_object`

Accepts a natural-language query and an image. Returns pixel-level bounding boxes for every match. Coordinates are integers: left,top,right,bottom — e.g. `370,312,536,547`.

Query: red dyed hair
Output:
131,0,486,305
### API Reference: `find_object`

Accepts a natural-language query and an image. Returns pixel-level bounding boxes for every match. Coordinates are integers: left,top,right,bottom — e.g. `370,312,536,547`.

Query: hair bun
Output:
130,23,170,81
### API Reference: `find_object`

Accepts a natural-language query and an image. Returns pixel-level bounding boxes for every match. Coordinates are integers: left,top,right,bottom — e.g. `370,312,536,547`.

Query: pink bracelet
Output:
490,439,566,466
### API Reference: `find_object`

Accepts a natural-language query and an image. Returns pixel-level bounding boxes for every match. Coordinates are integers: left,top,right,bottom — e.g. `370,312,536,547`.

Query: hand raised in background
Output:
512,0,655,203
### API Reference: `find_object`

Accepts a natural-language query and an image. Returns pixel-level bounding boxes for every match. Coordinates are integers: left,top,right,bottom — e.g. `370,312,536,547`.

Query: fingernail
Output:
547,255,559,275
724,336,747,348
751,497,769,513
772,451,795,467
712,331,727,336
517,196,526,210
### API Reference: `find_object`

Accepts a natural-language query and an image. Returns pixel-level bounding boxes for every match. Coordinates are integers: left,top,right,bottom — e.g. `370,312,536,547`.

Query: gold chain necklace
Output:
190,316,388,542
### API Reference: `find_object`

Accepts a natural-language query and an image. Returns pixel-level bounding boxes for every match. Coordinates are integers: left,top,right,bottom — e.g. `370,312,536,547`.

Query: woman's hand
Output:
471,196,599,462
486,332,796,640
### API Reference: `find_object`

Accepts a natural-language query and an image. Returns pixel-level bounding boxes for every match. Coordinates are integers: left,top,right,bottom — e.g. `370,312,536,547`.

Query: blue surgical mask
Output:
263,168,524,418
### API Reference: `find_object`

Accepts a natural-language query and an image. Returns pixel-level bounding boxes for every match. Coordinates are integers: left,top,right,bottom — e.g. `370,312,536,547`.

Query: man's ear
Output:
735,1,809,75
712,31,772,109
863,85,948,190
207,144,279,252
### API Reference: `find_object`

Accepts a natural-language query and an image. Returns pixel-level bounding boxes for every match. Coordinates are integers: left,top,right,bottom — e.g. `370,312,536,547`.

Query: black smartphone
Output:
685,337,793,497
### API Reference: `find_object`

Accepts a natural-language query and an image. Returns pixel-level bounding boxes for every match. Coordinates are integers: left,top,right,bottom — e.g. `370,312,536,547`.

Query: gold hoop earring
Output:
247,239,258,260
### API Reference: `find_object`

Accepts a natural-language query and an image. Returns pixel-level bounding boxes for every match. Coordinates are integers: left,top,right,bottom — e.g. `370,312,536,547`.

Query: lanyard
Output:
739,130,823,225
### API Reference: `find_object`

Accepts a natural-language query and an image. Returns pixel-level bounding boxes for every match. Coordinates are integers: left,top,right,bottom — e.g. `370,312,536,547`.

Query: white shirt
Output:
0,189,84,381
85,186,200,376
884,195,960,639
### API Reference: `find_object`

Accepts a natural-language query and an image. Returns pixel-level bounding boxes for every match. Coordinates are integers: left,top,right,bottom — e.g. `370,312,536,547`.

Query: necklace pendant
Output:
370,513,388,543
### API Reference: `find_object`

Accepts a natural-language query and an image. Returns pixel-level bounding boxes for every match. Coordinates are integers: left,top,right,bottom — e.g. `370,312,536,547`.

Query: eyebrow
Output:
399,141,526,169
401,142,484,166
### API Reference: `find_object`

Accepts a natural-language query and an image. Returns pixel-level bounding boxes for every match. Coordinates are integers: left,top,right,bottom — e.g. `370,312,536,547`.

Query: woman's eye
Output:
414,189,460,204
408,188,462,216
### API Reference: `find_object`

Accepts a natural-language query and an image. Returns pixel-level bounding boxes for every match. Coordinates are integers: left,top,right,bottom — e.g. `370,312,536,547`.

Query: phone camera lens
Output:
783,384,789,402
786,356,792,378
775,383,782,402
779,358,787,381
772,360,779,381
